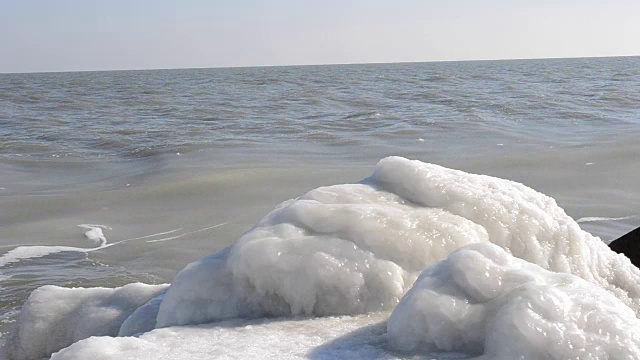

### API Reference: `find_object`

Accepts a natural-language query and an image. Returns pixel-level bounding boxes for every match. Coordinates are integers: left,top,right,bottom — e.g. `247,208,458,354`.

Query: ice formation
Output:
5,283,167,360
5,156,640,360
387,243,640,358
48,313,392,360
157,156,640,327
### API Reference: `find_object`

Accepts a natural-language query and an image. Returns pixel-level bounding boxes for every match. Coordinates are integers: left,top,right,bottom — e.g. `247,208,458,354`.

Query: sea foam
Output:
4,157,640,360
0,225,111,268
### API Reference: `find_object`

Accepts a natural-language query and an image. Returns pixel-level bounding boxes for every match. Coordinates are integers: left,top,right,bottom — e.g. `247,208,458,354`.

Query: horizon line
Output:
2,54,638,75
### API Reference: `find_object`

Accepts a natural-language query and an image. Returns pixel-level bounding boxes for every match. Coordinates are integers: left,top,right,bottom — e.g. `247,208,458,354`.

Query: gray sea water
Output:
1,57,640,345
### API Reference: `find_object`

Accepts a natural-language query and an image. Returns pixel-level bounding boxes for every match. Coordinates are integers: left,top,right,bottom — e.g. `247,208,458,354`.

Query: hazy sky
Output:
1,0,638,73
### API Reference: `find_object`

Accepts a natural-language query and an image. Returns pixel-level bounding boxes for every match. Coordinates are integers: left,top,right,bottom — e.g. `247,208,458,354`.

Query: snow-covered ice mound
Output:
5,283,168,360
4,156,640,360
157,156,640,327
388,243,640,358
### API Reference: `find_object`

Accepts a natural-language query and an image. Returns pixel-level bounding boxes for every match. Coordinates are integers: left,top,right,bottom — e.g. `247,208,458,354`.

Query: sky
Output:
1,0,639,73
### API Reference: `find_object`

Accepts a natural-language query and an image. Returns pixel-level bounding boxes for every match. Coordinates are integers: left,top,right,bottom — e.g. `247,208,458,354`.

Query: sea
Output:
1,56,640,358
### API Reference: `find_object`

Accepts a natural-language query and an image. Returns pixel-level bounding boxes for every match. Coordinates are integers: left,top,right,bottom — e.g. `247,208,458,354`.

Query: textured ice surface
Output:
388,243,640,358
5,157,640,360
4,283,167,360
48,313,395,360
48,313,468,360
158,156,640,327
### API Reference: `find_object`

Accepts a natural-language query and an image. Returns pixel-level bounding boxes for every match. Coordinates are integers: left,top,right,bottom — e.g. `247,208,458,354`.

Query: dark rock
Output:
609,227,640,268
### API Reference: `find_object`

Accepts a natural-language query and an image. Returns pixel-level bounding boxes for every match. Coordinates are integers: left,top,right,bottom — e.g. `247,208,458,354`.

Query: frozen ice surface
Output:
388,243,640,358
4,283,167,360
50,313,392,360
50,313,469,360
158,157,640,327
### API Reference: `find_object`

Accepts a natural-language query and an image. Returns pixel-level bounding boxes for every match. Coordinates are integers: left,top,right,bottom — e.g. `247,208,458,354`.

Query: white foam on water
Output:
108,228,183,246
0,245,104,268
145,222,228,243
0,310,18,324
0,226,190,268
77,224,110,246
576,214,640,223
0,225,112,268
5,157,640,360
388,243,640,358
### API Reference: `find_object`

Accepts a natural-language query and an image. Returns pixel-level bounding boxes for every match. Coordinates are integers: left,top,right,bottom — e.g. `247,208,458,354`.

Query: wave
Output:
576,214,640,223
0,225,111,268
0,224,227,269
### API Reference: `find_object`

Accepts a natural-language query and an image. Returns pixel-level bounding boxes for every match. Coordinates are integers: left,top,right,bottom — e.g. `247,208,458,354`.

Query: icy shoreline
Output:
4,157,640,359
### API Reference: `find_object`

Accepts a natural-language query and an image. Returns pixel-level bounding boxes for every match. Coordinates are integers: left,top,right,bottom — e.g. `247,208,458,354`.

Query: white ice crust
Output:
157,156,640,327
4,283,167,360
388,243,640,358
49,313,395,360
5,157,640,360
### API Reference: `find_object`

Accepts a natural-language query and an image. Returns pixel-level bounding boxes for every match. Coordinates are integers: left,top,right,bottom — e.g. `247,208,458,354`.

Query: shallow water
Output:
1,57,640,351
